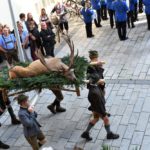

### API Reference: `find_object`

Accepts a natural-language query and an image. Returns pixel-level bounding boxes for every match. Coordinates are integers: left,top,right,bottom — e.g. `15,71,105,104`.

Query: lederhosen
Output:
2,34,19,64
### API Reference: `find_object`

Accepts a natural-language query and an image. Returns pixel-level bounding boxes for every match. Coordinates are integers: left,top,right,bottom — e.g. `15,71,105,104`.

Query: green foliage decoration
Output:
0,55,88,91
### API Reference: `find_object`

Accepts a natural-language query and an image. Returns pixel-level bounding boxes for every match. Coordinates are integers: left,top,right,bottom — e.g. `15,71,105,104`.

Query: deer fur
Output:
9,35,76,81
9,57,69,79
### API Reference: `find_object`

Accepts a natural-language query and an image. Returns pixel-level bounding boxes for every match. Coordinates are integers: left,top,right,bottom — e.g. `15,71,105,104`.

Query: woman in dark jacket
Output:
26,13,38,31
28,21,43,60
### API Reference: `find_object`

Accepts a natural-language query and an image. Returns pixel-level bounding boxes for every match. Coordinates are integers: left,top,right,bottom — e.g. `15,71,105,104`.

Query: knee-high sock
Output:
85,122,94,133
104,125,111,134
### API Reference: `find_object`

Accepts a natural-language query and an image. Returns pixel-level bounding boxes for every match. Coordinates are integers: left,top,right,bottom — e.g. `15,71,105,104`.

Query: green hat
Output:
89,50,98,58
17,94,28,104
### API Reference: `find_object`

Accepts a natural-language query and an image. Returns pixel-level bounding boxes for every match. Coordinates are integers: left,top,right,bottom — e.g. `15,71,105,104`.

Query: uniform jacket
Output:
143,0,150,14
107,0,114,10
101,0,107,6
80,7,94,23
134,0,138,4
129,0,135,11
91,0,101,10
112,0,128,22
18,107,41,137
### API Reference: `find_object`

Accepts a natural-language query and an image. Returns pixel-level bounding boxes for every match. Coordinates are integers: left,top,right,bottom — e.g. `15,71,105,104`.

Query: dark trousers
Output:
3,49,19,65
139,0,143,13
116,21,127,40
59,21,69,32
51,88,64,102
0,55,3,63
94,9,101,27
134,3,138,21
85,22,93,37
127,11,135,28
101,5,107,20
146,14,150,30
108,9,115,28
44,46,55,57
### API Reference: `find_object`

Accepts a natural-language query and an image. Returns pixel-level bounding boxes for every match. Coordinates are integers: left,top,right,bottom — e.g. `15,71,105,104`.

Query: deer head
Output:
35,35,76,81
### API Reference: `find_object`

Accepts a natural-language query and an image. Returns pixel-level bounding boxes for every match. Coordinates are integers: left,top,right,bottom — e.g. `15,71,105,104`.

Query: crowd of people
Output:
0,2,69,65
80,0,150,40
0,0,150,149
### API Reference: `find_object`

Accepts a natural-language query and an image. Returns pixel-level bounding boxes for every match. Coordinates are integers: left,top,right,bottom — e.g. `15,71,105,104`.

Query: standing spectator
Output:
80,1,94,38
17,94,46,150
139,0,143,13
127,0,135,28
112,0,128,41
19,13,28,32
0,89,21,125
17,21,32,62
51,2,69,35
107,0,115,28
143,0,150,30
0,23,4,63
91,0,102,27
81,50,119,141
133,0,138,21
26,13,38,31
0,26,19,65
100,0,108,20
28,21,43,60
40,8,53,29
0,23,3,35
40,22,56,57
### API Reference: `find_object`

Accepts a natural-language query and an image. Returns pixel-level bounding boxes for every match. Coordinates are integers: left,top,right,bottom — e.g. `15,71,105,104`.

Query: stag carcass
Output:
9,36,76,81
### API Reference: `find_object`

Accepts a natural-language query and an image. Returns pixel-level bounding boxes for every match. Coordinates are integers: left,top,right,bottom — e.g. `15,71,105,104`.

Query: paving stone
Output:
142,97,150,112
117,87,127,96
117,101,128,116
69,130,83,143
136,112,149,132
141,136,150,150
119,139,130,150
145,123,150,136
131,131,144,145
112,125,127,147
124,124,136,139
120,105,134,125
71,108,86,122
129,113,140,124
133,98,145,113
123,88,133,100
128,91,139,105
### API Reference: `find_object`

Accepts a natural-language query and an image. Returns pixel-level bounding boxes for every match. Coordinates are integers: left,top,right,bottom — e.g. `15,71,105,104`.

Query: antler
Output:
35,49,51,71
63,35,74,69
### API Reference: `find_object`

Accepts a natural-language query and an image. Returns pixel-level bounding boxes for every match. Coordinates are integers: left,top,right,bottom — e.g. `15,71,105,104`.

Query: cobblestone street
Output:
1,13,150,150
